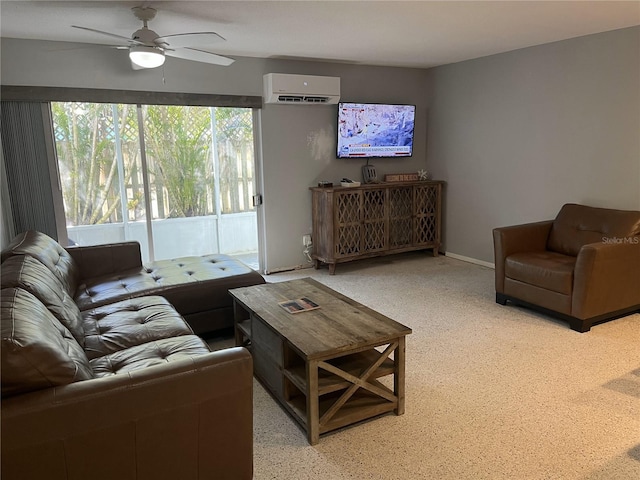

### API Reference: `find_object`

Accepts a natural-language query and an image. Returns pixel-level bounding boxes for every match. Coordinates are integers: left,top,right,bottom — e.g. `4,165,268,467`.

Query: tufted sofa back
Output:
1,288,94,397
1,255,86,346
547,203,640,257
1,230,80,295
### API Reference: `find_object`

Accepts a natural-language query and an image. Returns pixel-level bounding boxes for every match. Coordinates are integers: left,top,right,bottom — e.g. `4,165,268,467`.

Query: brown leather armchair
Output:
493,203,640,332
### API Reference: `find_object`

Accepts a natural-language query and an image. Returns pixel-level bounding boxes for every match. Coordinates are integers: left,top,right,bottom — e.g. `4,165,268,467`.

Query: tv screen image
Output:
337,103,415,158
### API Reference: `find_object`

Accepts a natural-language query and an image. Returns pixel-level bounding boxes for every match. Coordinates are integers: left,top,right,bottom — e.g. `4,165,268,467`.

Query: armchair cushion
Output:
505,251,576,295
548,203,640,256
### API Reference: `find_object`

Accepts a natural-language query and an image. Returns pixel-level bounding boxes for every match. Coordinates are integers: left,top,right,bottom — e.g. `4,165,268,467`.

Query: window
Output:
51,102,258,263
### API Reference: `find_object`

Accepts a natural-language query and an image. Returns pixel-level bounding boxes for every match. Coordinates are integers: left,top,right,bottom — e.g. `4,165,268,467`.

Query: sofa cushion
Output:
90,335,211,378
73,267,159,310
1,255,85,346
1,288,94,397
505,251,576,295
548,203,640,256
74,254,265,315
82,296,194,360
144,255,266,318
1,230,80,295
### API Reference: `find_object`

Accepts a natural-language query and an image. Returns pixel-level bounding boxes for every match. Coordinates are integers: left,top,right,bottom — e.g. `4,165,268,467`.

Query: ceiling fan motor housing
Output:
132,27,161,46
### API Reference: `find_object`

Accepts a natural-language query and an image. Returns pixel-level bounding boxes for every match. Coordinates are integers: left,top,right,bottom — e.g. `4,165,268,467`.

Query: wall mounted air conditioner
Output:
263,73,341,105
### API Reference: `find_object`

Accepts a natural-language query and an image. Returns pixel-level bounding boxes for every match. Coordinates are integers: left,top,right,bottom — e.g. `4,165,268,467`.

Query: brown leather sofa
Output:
1,230,265,336
1,231,260,479
493,203,640,332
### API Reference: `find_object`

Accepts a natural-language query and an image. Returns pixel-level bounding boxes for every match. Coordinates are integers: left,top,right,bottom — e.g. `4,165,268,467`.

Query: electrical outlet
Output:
302,234,312,246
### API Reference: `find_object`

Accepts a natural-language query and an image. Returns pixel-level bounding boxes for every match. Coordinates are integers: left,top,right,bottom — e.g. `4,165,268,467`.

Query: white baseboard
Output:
265,263,313,275
445,252,495,269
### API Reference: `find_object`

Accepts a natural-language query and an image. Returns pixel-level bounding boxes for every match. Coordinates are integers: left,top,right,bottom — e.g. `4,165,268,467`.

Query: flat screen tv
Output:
337,102,415,158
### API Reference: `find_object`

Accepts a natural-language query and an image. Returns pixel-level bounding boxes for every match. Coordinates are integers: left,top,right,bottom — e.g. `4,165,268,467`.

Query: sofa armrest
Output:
1,347,254,480
492,220,553,293
572,241,640,319
66,241,143,280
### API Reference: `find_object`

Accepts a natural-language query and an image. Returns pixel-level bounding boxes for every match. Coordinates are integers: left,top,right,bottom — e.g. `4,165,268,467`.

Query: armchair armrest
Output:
492,220,553,292
572,241,640,319
1,347,254,480
66,241,143,280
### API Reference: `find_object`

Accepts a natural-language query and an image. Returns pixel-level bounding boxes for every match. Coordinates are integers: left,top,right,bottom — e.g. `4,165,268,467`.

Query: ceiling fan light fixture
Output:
129,45,165,68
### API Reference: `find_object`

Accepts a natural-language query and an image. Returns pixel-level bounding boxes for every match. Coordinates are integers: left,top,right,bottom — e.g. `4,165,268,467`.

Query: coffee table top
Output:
229,277,412,360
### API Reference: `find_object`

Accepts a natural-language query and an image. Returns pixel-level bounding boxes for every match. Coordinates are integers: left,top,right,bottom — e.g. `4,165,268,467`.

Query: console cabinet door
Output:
389,186,413,249
362,188,387,253
334,190,362,259
414,183,441,246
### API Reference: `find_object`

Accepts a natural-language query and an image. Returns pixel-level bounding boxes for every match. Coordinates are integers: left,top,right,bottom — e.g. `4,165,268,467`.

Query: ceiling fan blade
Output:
156,32,225,48
165,47,235,66
46,44,125,52
71,25,141,45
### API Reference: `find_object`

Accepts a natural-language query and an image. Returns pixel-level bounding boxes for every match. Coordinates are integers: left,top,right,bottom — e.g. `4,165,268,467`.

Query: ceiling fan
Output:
71,6,234,70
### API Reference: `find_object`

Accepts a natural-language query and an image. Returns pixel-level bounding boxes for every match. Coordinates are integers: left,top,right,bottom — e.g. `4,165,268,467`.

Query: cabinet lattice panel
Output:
414,185,438,244
416,216,437,244
336,192,361,224
389,187,413,248
335,191,362,257
311,181,443,274
337,225,361,256
415,185,438,215
363,189,386,252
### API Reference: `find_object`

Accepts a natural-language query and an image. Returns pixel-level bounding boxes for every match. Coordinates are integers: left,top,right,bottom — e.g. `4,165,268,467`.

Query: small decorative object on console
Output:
341,178,361,187
418,169,432,180
384,173,419,182
318,181,333,188
361,164,378,184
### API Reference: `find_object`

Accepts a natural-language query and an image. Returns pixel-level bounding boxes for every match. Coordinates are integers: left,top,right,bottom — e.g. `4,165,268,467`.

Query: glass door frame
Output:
45,102,265,273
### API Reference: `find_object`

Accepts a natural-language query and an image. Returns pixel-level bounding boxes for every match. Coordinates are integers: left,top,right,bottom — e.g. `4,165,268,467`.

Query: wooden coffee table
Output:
229,277,412,444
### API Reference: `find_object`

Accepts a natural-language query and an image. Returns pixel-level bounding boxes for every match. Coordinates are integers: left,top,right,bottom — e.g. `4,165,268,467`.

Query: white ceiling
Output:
1,1,639,69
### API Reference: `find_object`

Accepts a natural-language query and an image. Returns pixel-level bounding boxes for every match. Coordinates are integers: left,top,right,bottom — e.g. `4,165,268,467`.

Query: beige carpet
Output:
211,252,640,479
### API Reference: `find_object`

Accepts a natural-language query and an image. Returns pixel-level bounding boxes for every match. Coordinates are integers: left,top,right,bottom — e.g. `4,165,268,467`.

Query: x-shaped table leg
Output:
318,341,399,426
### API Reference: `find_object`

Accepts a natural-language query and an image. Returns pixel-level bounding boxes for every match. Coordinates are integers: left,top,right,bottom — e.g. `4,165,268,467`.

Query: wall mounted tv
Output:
337,102,415,158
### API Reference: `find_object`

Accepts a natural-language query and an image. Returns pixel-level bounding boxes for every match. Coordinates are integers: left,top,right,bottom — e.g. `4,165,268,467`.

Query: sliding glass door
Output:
51,102,259,267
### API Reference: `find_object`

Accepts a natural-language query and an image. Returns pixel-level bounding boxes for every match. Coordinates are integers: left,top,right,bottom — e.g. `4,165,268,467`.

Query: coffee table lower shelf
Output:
283,380,398,436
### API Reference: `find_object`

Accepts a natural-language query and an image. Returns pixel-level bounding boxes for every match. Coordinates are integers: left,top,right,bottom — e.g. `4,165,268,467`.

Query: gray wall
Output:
425,26,640,264
0,38,429,271
2,26,638,269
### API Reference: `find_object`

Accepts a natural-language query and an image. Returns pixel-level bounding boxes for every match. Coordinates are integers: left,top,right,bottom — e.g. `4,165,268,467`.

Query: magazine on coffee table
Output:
278,297,320,314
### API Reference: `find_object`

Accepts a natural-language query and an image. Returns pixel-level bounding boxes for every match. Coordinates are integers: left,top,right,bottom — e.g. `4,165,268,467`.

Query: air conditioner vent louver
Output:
264,74,340,105
277,95,330,103
304,96,329,103
278,96,303,102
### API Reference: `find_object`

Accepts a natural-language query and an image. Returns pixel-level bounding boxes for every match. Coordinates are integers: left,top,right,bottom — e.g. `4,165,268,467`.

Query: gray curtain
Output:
0,101,58,240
